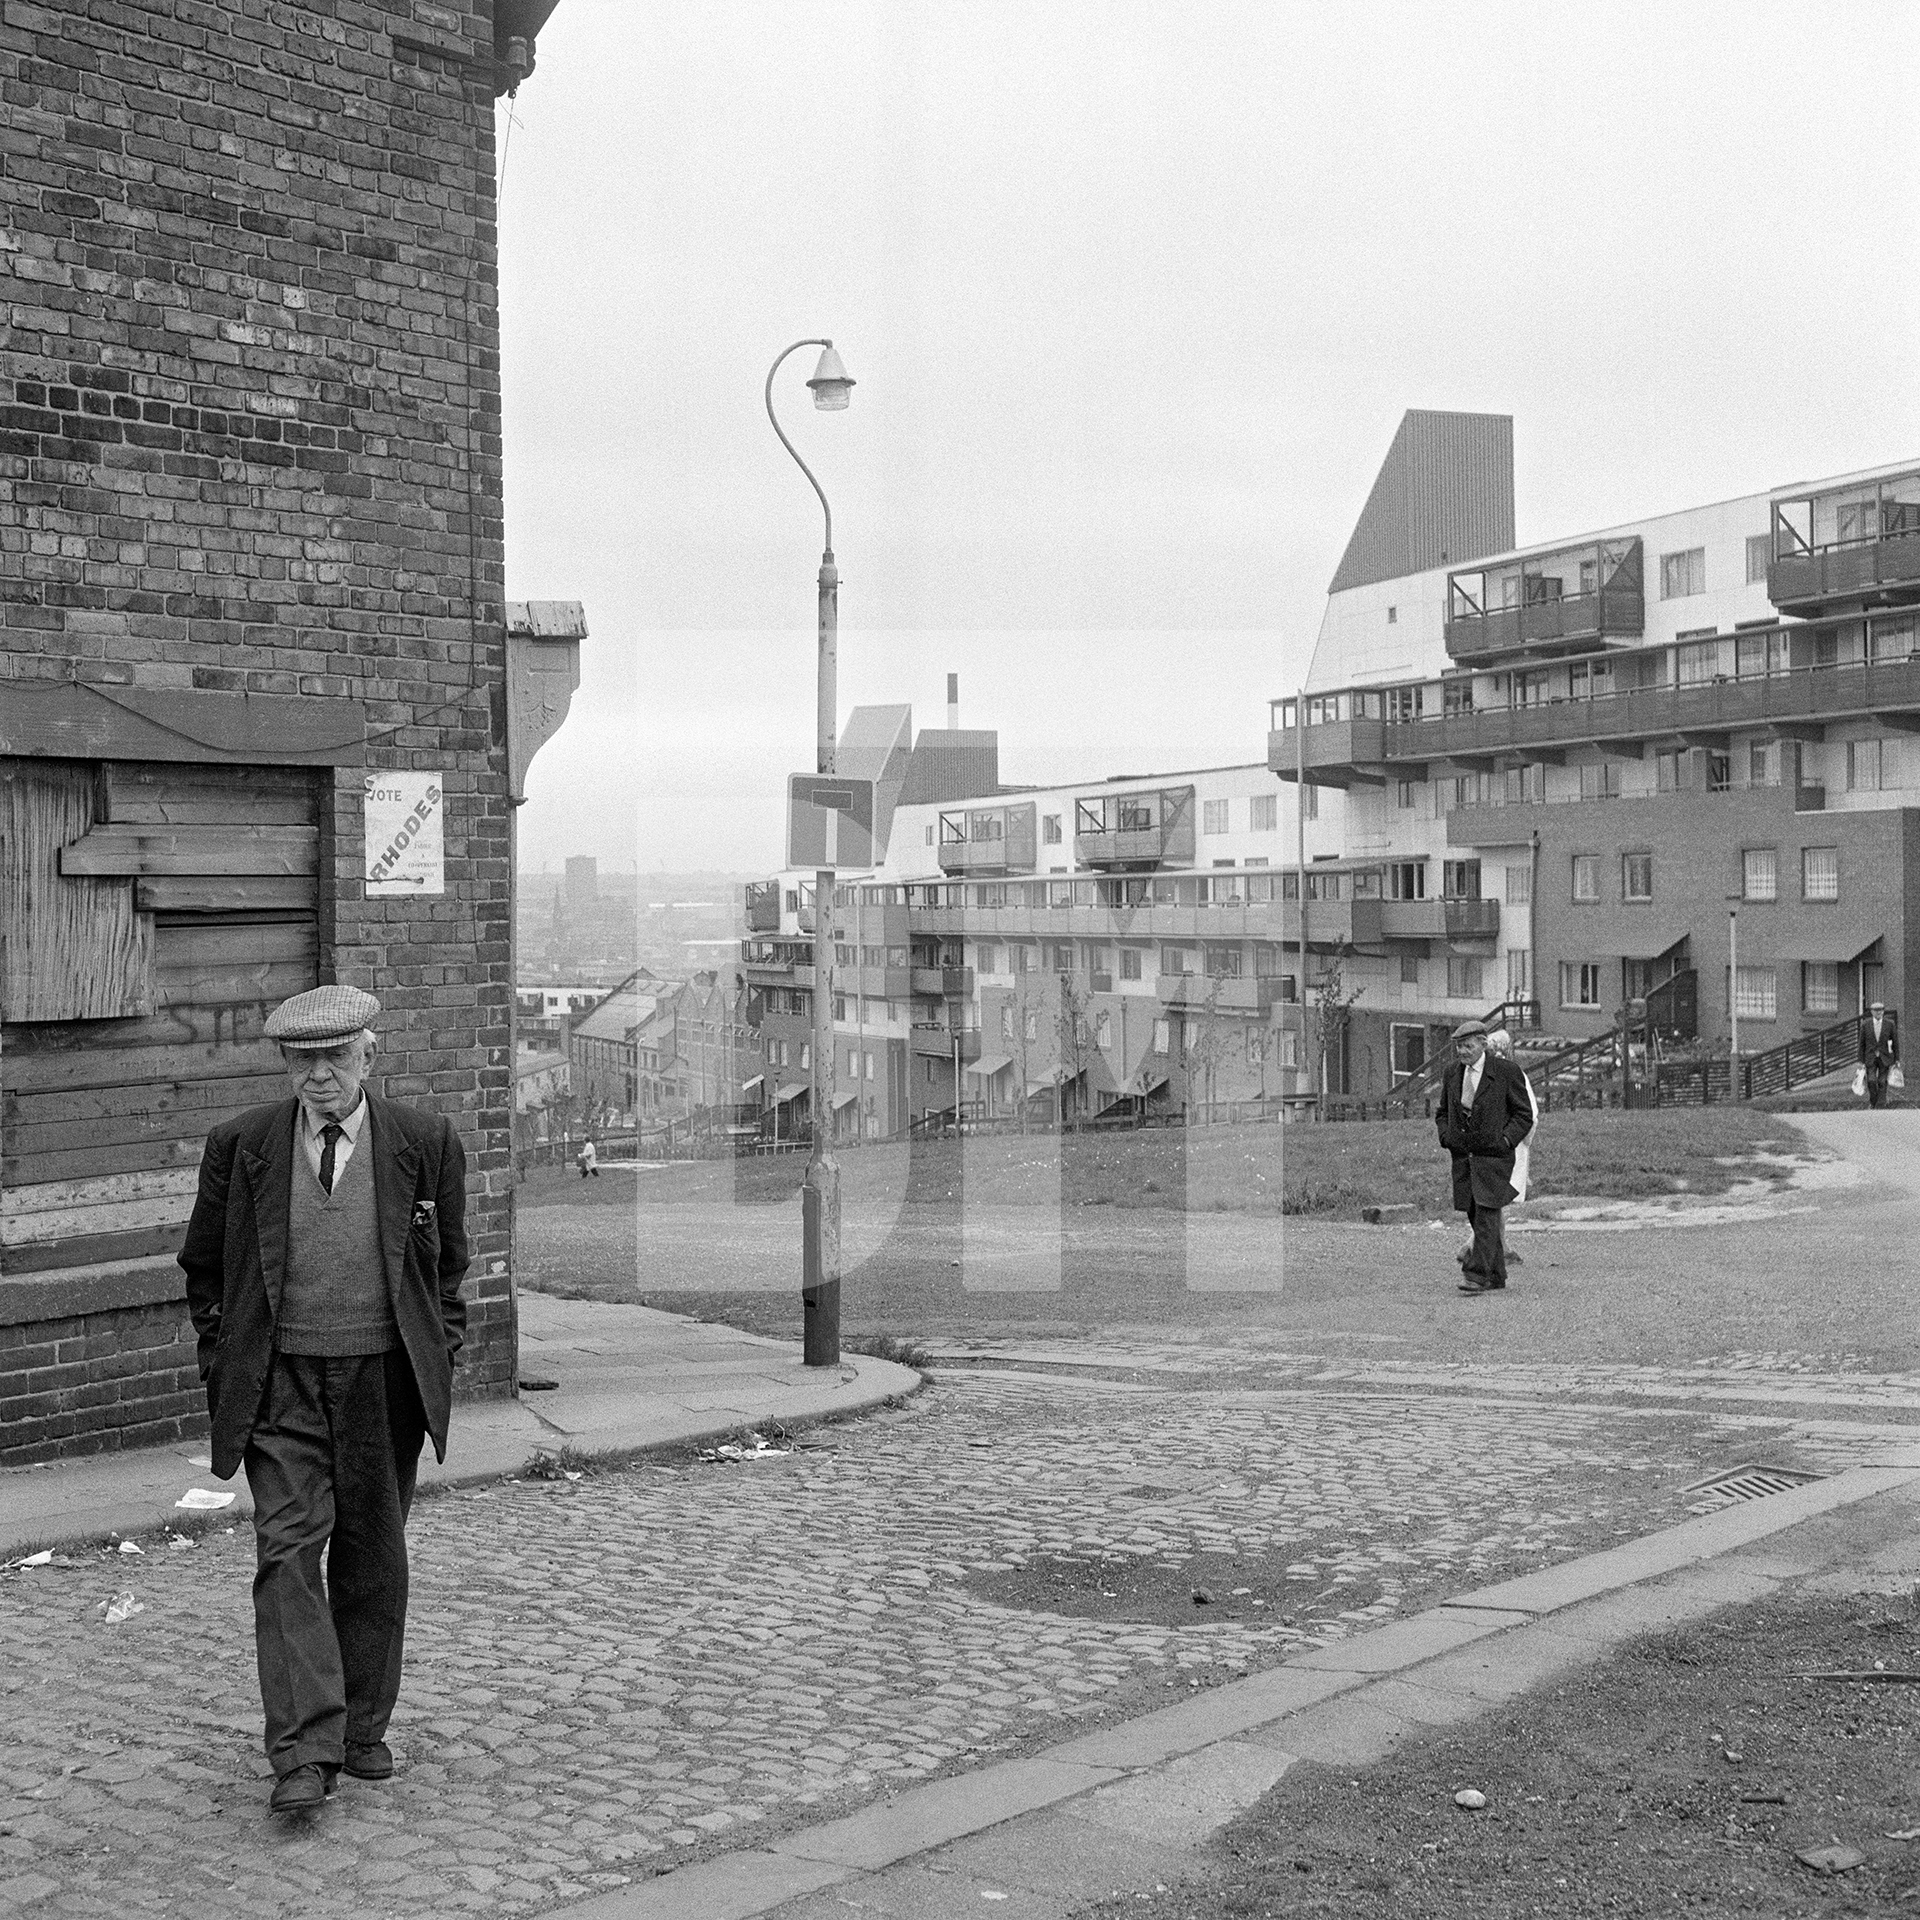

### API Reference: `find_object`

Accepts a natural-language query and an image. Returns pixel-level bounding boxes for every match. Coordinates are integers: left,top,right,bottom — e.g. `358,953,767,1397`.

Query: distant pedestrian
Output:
1436,1018,1535,1295
578,1137,599,1178
179,987,469,1814
1860,1001,1900,1109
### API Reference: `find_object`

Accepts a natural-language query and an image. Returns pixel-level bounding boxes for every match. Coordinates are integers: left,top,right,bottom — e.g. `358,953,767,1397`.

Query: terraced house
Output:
1276,410,1920,1100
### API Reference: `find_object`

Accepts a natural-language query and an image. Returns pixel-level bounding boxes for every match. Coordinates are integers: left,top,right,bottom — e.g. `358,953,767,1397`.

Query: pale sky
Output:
498,0,1920,873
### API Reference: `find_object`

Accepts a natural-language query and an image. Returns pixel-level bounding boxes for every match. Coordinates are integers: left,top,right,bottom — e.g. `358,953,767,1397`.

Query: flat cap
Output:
265,984,381,1049
1452,1018,1487,1040
1871,999,1887,1010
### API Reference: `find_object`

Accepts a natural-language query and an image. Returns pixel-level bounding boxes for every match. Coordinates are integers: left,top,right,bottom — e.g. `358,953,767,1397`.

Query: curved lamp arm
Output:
765,338,835,559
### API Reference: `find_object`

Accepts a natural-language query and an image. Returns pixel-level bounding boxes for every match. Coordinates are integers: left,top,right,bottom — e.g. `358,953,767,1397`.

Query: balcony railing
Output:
1771,473,1920,616
743,881,781,933
910,1022,982,1062
1154,973,1275,1015
1445,537,1643,664
910,966,972,997
936,801,1037,876
1074,785,1197,869
1274,651,1920,780
1444,898,1501,941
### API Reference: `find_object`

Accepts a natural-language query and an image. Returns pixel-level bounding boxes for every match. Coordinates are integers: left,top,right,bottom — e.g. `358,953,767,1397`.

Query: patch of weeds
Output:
523,1444,597,1481
841,1332,931,1371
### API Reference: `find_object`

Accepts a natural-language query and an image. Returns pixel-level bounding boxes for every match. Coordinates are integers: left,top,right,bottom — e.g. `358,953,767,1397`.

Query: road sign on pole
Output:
787,774,875,870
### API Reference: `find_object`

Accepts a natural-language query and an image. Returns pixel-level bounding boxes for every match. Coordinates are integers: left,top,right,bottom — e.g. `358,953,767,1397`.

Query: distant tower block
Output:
947,673,960,730
565,855,599,903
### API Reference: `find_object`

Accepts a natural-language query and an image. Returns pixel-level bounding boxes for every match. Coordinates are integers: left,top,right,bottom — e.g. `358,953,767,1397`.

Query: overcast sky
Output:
497,0,1920,874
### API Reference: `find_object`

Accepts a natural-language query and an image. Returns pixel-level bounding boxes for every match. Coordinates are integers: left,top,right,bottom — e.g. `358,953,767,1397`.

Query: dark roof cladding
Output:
1327,410,1515,594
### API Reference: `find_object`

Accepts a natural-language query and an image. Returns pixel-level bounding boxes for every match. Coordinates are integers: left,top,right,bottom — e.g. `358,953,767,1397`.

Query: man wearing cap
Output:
179,985,469,1814
1435,1018,1535,1295
1860,999,1900,1109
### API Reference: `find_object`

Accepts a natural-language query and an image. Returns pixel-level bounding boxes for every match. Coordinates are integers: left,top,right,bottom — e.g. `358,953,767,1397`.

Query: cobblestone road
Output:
0,1359,1887,1919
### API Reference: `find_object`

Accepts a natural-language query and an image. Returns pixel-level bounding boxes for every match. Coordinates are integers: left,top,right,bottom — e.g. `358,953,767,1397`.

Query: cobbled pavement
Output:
0,1360,1898,1919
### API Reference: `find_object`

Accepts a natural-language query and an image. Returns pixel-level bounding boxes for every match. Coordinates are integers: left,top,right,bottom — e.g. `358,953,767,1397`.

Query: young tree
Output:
1311,950,1364,1103
1183,975,1236,1122
1057,974,1095,1125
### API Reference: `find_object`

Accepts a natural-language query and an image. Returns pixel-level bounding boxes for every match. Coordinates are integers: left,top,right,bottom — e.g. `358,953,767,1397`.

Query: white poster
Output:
364,770,445,896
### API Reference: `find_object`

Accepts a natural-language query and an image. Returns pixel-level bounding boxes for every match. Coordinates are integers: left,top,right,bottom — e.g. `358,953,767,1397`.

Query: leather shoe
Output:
344,1741,393,1780
1457,1280,1491,1294
269,1763,337,1813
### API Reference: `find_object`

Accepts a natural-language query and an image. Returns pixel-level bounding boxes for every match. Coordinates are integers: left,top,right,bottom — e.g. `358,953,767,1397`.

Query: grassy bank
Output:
519,1108,1806,1221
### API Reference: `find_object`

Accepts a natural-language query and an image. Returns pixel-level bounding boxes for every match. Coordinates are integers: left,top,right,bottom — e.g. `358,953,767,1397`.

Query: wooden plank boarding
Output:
60,825,319,878
3,1034,282,1096
0,684,365,768
5,1068,289,1130
137,876,314,913
99,762,319,828
5,1134,212,1188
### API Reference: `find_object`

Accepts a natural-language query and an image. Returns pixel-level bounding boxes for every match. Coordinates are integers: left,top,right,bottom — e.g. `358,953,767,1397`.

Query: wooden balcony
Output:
1074,785,1197,869
1444,537,1645,665
1444,585,1644,663
1770,475,1920,616
910,966,972,997
911,1023,982,1061
743,882,781,933
1155,974,1275,1015
1265,718,1392,788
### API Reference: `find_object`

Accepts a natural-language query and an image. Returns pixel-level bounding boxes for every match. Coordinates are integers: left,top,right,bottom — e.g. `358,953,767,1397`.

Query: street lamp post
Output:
766,338,855,1368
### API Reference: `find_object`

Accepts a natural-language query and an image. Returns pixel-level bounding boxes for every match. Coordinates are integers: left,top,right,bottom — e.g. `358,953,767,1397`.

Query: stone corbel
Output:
506,601,587,804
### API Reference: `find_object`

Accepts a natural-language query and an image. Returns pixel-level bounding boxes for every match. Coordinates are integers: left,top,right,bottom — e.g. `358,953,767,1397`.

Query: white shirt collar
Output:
300,1090,368,1143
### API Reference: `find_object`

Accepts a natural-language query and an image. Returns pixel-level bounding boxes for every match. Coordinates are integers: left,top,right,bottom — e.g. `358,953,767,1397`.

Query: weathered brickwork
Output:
0,1,519,1455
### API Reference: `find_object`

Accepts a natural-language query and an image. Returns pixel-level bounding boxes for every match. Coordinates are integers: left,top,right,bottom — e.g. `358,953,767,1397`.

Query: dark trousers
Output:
1465,1197,1507,1285
244,1349,425,1777
1868,1063,1890,1109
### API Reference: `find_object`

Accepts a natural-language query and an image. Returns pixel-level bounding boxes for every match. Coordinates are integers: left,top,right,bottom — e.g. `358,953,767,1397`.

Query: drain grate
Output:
1683,1463,1824,1504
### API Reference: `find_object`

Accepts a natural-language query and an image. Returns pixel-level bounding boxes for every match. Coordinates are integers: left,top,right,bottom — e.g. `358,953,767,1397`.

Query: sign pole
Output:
802,548,841,1367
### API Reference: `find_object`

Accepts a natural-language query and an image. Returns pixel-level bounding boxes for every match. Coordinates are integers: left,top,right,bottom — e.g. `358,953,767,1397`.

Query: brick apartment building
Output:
1276,412,1920,1097
0,1,569,1463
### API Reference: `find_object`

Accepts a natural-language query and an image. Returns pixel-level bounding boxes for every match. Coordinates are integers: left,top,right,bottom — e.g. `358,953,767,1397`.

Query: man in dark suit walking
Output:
1436,1018,1536,1295
180,986,470,1814
1860,1000,1899,1109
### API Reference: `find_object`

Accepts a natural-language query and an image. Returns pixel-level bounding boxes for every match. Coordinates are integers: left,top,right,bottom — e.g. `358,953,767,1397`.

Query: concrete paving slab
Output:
1042,1664,1364,1767
761,1862,1075,1919
1441,1467,1918,1615
926,1807,1200,1899
770,1759,1122,1872
556,1851,854,1920
1069,1739,1298,1849
1288,1605,1529,1673
1241,1691,1414,1768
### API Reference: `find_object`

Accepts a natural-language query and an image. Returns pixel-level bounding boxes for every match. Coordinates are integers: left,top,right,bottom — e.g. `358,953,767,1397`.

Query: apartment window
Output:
1579,761,1620,801
1276,1029,1299,1068
1386,684,1423,721
1280,873,1299,900
1560,962,1603,1007
1746,533,1771,584
975,943,999,975
1622,853,1653,902
1161,944,1194,976
1400,954,1420,985
1749,742,1774,787
1024,1012,1038,1042
1733,966,1777,1021
1301,783,1318,821
1847,738,1882,792
1504,762,1546,804
1393,780,1417,810
1042,813,1062,844
1250,793,1277,832
1656,749,1694,793
1095,1010,1112,1048
1048,941,1075,972
1152,1018,1171,1053
1305,870,1344,901
799,1045,810,1070
1505,865,1531,904
1120,947,1143,981
1872,615,1919,664
1442,859,1481,899
1571,854,1600,903
1803,962,1840,1015
1660,547,1707,598
924,824,934,846
1000,1006,1013,1041
1203,798,1229,835
1011,944,1035,973
1388,861,1426,901
1207,946,1244,979
1513,669,1550,708
1387,605,1397,624
1443,680,1475,717
1742,848,1777,901
1736,631,1788,679
1707,751,1732,793
1507,949,1530,996
1446,956,1483,999
1802,846,1839,901
1676,640,1719,686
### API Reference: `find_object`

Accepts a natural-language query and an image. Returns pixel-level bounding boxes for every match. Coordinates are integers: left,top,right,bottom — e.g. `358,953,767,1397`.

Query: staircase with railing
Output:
1739,1015,1863,1099
1381,998,1543,1116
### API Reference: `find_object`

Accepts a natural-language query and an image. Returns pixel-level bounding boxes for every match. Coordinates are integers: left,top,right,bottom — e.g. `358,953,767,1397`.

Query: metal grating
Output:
1683,1463,1824,1505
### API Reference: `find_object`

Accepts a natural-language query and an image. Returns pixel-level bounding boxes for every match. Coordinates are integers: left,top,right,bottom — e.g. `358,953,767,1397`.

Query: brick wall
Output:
0,1,518,1456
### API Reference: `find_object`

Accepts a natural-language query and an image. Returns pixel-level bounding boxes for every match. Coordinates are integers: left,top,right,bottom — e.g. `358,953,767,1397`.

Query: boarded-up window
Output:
2,759,320,1276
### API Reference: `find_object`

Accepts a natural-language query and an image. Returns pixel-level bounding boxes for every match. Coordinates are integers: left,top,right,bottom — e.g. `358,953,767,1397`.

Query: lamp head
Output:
807,345,855,411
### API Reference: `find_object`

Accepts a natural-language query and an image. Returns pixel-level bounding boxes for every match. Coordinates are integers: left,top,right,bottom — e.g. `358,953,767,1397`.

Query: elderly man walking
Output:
1436,1017,1535,1295
179,987,469,1813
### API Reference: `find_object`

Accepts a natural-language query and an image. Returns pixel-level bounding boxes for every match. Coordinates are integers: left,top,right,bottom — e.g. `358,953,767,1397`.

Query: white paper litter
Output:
175,1489,236,1511
117,1540,143,1555
100,1592,144,1626
15,1550,54,1568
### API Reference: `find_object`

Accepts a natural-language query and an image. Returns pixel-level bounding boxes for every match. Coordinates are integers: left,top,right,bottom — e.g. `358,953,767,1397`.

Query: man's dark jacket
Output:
1860,1013,1900,1068
1435,1055,1536,1212
179,1090,470,1479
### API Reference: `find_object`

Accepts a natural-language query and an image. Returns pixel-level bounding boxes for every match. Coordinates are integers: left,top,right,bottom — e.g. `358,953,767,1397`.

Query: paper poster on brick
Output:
364,771,445,896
